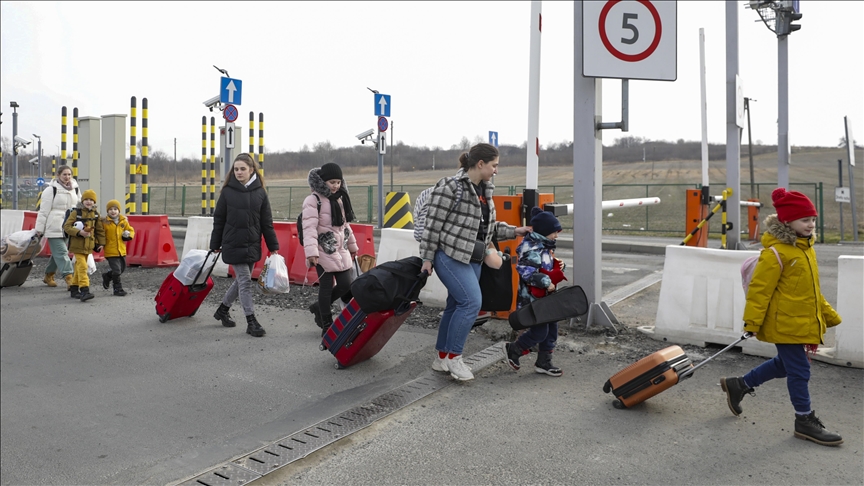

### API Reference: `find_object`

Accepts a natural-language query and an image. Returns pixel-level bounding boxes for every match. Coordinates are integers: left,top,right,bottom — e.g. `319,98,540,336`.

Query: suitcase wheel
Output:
602,380,612,394
334,362,345,370
319,343,327,351
190,310,197,317
158,313,170,323
612,399,627,410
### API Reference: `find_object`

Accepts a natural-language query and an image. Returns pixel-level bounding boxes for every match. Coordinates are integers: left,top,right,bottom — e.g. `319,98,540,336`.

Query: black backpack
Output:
350,256,427,313
297,194,321,246
63,207,99,246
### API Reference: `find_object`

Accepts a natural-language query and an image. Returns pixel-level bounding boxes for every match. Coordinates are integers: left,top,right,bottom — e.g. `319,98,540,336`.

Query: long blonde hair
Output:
221,153,266,190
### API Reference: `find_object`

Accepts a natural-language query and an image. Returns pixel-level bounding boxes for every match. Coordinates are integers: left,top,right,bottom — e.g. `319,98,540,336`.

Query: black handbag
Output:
508,285,589,330
469,240,486,263
480,253,513,312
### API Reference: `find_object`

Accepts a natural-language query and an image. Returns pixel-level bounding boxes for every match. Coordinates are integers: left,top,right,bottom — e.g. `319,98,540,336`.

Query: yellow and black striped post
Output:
383,192,414,229
141,98,149,215
720,187,731,250
72,107,79,177
52,156,55,177
1,143,3,208
125,193,132,214
129,97,137,214
258,112,264,175
248,111,255,156
209,116,216,215
201,116,207,215
680,188,731,247
61,107,68,177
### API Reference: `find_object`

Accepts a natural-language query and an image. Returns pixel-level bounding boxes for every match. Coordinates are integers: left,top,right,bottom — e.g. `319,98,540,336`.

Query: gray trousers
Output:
222,262,255,317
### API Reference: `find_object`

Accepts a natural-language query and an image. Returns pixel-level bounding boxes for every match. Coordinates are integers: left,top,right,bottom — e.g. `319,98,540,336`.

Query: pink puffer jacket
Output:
301,168,358,273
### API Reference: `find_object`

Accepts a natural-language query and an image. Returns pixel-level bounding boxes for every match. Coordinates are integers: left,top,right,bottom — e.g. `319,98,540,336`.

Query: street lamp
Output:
10,101,20,209
32,133,42,178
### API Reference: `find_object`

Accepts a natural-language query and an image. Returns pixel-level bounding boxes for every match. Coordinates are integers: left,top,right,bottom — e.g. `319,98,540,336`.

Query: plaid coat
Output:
419,169,515,264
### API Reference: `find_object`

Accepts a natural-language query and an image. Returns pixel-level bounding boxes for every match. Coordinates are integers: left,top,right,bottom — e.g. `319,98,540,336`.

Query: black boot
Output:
102,272,112,290
309,302,327,329
213,303,236,327
246,314,265,337
69,285,81,299
794,411,843,446
501,342,524,371
79,286,94,302
535,351,562,377
112,274,126,296
720,376,754,416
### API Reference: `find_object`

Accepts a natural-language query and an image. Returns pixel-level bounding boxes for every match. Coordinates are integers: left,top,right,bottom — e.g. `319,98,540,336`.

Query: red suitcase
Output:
603,335,749,409
319,298,418,369
155,251,218,323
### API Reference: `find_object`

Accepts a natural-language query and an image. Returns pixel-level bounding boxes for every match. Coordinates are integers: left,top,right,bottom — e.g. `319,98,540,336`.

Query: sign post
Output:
844,116,859,241
219,78,243,169
374,94,391,228
488,131,499,147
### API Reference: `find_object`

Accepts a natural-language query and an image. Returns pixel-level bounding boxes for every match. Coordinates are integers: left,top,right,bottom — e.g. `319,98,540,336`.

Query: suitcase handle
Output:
23,236,43,262
191,250,220,289
678,333,750,380
394,271,428,314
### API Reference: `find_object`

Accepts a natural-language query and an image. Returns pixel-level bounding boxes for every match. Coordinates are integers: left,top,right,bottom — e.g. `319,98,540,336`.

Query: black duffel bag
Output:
351,256,427,313
508,285,589,330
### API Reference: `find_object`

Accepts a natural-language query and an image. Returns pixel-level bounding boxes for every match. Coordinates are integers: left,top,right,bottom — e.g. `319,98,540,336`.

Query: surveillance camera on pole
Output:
203,95,222,112
356,128,375,144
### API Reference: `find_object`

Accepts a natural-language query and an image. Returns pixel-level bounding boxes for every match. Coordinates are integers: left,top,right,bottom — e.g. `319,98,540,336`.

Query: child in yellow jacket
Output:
63,189,106,302
720,188,843,446
101,199,135,296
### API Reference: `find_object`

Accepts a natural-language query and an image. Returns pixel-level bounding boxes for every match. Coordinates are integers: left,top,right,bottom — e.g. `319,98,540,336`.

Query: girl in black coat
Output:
210,153,279,337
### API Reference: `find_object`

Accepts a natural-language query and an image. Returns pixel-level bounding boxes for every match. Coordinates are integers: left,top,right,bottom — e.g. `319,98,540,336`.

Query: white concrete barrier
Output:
181,216,229,277
377,228,448,307
640,245,777,359
1,210,26,239
815,255,864,368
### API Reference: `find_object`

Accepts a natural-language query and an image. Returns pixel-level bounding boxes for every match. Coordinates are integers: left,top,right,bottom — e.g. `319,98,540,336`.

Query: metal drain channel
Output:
602,271,662,307
175,343,506,485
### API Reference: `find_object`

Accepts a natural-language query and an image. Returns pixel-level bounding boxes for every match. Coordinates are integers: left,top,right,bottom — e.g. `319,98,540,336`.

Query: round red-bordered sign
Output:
598,0,662,63
377,116,388,132
223,104,238,122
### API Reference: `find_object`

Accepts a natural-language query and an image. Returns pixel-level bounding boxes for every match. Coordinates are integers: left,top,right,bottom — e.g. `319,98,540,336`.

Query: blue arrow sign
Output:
374,93,391,117
220,77,243,105
36,177,45,186
488,131,498,147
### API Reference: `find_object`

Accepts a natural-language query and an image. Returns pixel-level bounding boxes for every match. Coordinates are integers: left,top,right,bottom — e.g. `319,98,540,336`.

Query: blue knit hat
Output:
530,207,562,237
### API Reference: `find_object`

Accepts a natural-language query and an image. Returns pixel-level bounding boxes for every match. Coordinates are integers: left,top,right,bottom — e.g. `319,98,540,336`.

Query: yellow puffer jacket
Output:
63,204,106,255
102,214,135,257
742,215,841,344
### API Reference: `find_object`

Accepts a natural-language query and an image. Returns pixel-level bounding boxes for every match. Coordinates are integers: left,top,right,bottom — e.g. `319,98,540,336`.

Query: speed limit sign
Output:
583,0,677,81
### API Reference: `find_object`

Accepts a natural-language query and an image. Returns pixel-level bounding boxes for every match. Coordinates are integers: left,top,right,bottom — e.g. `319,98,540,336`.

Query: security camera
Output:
203,95,221,112
14,135,32,146
356,129,375,143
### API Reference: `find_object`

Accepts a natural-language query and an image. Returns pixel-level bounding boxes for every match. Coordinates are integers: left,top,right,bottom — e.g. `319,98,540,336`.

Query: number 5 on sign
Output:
582,0,677,81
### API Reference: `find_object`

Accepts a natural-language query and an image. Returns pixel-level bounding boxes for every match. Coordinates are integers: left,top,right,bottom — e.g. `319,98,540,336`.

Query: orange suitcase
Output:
603,346,693,409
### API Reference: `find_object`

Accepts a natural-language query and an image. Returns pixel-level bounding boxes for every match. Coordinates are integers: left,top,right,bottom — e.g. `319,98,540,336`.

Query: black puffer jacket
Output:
210,175,278,264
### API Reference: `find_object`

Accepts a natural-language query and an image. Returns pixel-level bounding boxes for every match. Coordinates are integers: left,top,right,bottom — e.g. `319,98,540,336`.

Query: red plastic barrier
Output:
125,215,179,267
286,223,376,285
21,210,104,261
289,242,319,285
349,223,376,258
228,221,295,280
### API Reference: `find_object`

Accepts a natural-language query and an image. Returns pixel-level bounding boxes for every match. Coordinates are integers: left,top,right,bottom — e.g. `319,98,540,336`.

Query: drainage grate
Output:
174,343,505,485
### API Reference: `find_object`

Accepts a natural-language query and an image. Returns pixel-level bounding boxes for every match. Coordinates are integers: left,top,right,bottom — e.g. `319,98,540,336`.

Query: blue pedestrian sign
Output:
36,177,45,187
488,131,498,147
374,93,391,117
220,77,243,105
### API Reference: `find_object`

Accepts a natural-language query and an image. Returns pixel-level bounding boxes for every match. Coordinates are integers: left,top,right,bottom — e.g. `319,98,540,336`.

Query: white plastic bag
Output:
258,254,290,294
86,254,97,275
174,250,218,286
0,229,44,263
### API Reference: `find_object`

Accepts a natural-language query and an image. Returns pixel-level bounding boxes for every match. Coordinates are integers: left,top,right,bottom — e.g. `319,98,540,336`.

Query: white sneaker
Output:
445,355,474,381
432,355,448,372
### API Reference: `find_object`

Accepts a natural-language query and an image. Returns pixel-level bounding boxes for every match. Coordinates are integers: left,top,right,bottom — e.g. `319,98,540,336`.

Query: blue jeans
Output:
743,344,811,414
45,237,73,278
516,321,558,353
434,250,481,355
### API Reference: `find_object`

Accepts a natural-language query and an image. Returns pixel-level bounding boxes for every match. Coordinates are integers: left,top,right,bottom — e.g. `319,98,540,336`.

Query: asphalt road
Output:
1,235,861,485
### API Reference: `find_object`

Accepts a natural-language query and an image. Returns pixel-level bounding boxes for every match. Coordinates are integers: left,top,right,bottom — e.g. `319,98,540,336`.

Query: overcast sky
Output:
1,1,861,161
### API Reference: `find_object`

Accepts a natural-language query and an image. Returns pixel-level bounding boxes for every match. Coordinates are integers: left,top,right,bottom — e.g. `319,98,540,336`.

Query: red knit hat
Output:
772,187,817,223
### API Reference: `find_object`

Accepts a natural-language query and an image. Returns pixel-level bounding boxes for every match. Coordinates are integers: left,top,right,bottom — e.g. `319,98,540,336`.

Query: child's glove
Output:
122,230,132,241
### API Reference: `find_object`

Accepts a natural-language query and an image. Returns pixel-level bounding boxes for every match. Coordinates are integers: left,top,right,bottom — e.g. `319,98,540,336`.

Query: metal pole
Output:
37,138,42,178
849,162,859,242
173,137,177,199
12,106,18,210
838,159,845,240
746,98,755,199
389,120,394,192
526,0,542,191
777,35,790,189
725,1,742,250
377,146,384,229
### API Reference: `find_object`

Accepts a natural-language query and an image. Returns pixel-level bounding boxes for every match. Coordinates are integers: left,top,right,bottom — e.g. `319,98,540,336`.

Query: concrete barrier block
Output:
181,216,229,277
1,210,26,239
641,245,776,358
378,228,447,307
815,255,864,368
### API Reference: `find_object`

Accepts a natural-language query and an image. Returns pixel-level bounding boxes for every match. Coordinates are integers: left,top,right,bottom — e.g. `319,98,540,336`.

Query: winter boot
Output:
79,286,94,302
535,351,563,377
794,411,843,446
112,275,126,296
720,376,754,416
309,303,326,329
43,273,57,287
65,274,74,290
213,303,236,327
246,314,266,337
69,285,81,299
102,272,112,290
501,342,525,371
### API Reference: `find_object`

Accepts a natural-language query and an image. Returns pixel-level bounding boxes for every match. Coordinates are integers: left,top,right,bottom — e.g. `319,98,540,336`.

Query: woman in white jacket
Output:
34,165,80,288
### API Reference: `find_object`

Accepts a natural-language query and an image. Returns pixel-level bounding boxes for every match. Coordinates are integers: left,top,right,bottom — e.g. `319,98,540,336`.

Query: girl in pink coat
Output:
302,163,359,334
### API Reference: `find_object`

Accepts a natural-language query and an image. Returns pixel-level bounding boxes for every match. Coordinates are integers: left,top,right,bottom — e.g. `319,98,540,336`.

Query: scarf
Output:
58,180,73,191
328,188,355,227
